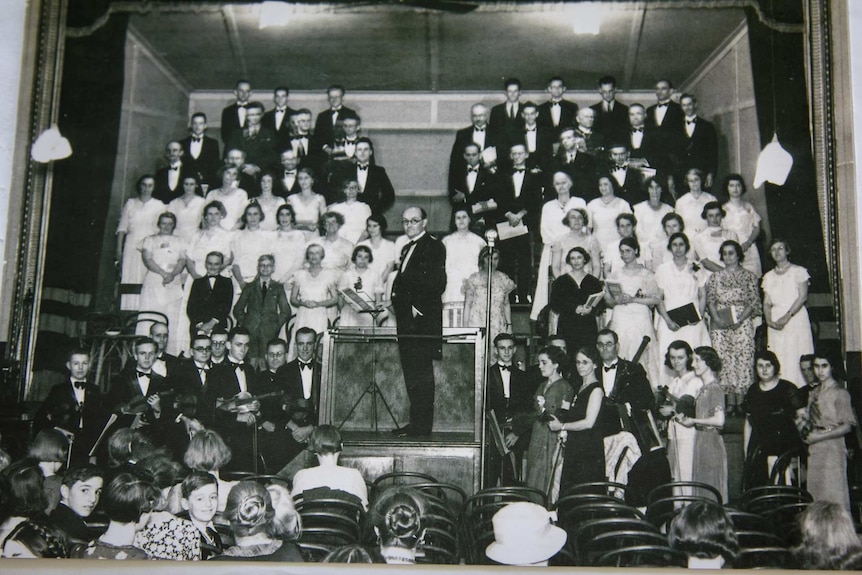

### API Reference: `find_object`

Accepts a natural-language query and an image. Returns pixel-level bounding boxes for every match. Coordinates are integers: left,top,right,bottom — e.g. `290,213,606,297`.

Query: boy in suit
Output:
187,251,233,341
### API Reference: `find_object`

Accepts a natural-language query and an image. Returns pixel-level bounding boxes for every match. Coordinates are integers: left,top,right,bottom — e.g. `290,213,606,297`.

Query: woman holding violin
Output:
658,340,703,489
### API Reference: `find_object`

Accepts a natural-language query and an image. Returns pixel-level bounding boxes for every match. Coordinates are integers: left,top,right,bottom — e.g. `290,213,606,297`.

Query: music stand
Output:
336,291,399,432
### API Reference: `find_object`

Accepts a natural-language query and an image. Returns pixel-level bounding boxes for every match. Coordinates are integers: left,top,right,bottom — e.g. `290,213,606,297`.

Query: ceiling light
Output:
571,3,604,35
259,1,293,29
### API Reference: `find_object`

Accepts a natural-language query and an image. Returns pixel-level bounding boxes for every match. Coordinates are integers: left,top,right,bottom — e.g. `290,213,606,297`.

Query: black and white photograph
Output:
0,0,861,570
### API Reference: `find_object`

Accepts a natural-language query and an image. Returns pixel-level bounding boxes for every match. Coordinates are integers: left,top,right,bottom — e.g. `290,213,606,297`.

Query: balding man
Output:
391,207,446,437
450,103,502,177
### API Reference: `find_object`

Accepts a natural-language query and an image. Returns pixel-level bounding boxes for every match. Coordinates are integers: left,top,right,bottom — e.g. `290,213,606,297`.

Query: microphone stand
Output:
480,229,498,487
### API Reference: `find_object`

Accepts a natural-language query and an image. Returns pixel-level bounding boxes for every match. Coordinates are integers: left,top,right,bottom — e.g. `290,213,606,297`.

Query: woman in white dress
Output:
167,176,206,243
254,172,286,232
314,211,354,274
655,232,711,387
587,175,632,253
692,201,738,275
289,243,338,360
287,167,326,239
531,172,587,322
116,175,165,311
138,212,187,355
633,176,674,258
357,213,396,286
205,166,249,231
649,212,685,271
550,208,601,278
721,174,762,277
231,203,274,291
605,236,661,385
762,239,814,387
441,207,486,327
328,180,372,245
674,168,717,237
337,245,383,328
602,213,642,277
270,204,307,286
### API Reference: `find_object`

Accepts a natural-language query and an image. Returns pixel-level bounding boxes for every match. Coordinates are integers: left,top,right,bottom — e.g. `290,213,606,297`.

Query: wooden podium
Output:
319,327,486,494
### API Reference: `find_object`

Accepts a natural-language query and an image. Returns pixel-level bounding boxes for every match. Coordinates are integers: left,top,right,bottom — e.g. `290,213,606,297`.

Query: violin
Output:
114,390,176,415
657,386,696,419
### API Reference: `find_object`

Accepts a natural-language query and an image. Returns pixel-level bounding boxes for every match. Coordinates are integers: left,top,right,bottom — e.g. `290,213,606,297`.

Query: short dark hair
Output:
665,340,694,370
657,78,674,89
4,519,67,558
246,101,265,113
701,201,726,220
567,246,591,265
184,429,232,472
308,425,343,455
721,173,747,195
62,465,104,488
295,327,318,341
669,500,738,562
694,346,723,374
351,245,374,264
181,471,217,499
229,326,251,341
0,458,47,517
574,345,601,367
191,112,207,123
662,212,685,231
66,347,90,364
101,470,160,523
619,236,641,256
667,232,691,252
616,213,637,228
522,101,538,112
327,84,346,95
504,77,521,89
276,203,296,224
547,75,565,85
273,85,290,96
719,240,745,263
597,328,619,344
367,213,388,233
537,346,568,372
599,75,617,87
136,174,155,193
754,349,781,375
266,338,288,352
134,337,157,351
27,429,69,463
493,333,515,346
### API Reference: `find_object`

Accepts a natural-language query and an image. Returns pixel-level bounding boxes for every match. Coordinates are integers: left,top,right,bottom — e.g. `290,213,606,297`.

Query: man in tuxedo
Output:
574,107,607,158
224,148,260,196
677,93,718,189
153,141,190,203
493,144,544,303
537,76,579,131
489,78,525,150
169,334,212,417
181,113,221,189
35,349,107,466
233,254,291,369
590,75,630,143
549,127,597,201
314,84,358,150
646,79,684,138
596,329,656,450
150,322,180,379
262,86,296,152
391,207,446,437
605,144,648,206
332,137,395,214
49,466,105,545
485,334,533,486
448,142,494,225
626,103,671,176
323,112,362,166
519,101,555,173
187,251,233,341
221,79,252,144
276,149,301,197
209,328,229,367
204,327,259,470
289,108,325,174
225,101,279,179
450,104,500,176
107,338,172,443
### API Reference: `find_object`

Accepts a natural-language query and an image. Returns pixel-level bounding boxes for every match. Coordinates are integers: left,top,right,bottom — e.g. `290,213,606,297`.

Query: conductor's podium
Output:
320,327,486,494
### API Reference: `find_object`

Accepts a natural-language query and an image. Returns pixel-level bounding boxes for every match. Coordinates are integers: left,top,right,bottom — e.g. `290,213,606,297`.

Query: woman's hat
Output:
485,502,567,565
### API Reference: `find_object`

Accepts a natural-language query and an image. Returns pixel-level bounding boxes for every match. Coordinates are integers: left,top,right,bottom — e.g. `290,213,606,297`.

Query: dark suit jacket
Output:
574,128,608,158
331,162,395,214
489,102,525,148
448,163,494,209
537,99,579,131
35,380,107,456
548,150,598,202
314,106,358,151
646,101,685,137
590,100,630,143
628,126,671,173
677,117,718,178
107,366,174,443
449,126,502,172
391,233,446,352
169,357,210,403
221,103,247,144
225,127,279,174
519,126,555,172
279,359,323,427
276,172,302,198
249,368,289,426
187,275,233,336
596,358,656,448
233,278,291,338
263,107,297,151
203,360,257,427
604,164,647,206
180,135,221,188
154,164,191,203
487,364,534,440
491,168,545,230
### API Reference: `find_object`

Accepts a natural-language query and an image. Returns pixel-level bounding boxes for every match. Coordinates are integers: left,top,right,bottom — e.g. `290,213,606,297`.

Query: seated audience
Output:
485,501,567,567
668,500,738,569
367,486,427,564
291,425,368,510
179,471,223,560
793,501,862,570
1,519,68,559
183,430,237,514
49,465,105,545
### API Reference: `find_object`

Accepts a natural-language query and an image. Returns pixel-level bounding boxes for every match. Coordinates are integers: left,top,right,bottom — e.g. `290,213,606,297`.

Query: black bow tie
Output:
137,371,151,379
614,165,626,171
686,119,697,125
498,365,511,371
467,166,479,173
237,103,247,108
514,168,525,173
232,362,246,371
474,127,485,132
357,165,368,171
72,380,86,390
551,102,560,107
526,128,536,132
284,170,296,176
276,108,286,113
300,362,313,371
631,128,643,133
192,137,202,143
293,136,308,141
169,166,179,171
657,103,669,108
604,363,618,373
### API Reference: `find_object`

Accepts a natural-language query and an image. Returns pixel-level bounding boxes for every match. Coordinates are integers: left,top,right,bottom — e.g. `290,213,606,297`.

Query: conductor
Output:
391,207,446,437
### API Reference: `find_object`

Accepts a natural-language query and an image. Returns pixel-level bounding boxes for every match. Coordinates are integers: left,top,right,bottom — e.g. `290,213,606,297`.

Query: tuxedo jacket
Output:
590,100,631,143
154,164,191,203
447,163,494,208
221,103,255,144
168,358,211,419
276,172,302,198
489,102,525,147
287,133,327,176
548,150,598,202
263,106,298,151
180,135,221,187
449,126,502,171
603,164,647,206
491,168,545,230
627,126,672,173
225,127,279,174
677,117,718,177
314,106,358,150
518,126,556,173
331,162,395,214
279,359,323,427
391,233,446,340
187,275,233,335
50,503,102,545
234,278,291,337
646,101,685,137
203,360,258,427
233,170,259,198
487,363,534,438
35,380,107,452
597,358,655,412
107,365,175,441
249,368,290,425
537,99,579,131
574,128,609,158
154,353,181,381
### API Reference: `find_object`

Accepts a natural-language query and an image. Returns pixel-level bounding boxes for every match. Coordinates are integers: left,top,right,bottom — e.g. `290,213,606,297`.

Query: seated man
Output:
250,338,295,473
277,327,322,474
49,465,105,545
150,321,180,378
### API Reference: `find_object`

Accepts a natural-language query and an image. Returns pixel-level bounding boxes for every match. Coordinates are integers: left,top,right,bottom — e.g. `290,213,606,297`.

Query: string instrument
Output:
608,336,650,404
216,391,282,413
657,386,696,418
114,389,177,415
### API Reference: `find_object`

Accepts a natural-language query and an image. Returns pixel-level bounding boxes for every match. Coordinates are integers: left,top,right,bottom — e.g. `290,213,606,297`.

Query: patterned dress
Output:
525,377,574,496
134,514,201,560
807,383,857,508
761,264,814,387
462,270,516,345
706,267,762,394
692,381,728,502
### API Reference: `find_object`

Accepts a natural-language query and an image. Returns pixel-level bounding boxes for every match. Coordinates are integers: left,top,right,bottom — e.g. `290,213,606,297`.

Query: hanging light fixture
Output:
31,126,72,163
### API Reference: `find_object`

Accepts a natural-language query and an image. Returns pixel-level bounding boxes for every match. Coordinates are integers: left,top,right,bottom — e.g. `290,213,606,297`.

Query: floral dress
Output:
525,377,574,496
462,270,516,345
706,267,762,394
134,514,201,560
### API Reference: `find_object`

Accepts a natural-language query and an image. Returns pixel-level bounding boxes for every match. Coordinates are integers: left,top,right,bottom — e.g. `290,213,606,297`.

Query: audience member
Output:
367,486,426,564
793,501,862,570
49,465,105,545
291,425,368,509
668,500,738,569
485,501,567,567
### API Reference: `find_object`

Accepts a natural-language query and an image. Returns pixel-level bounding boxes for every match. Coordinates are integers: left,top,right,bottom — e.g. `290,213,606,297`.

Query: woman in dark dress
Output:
550,246,603,354
742,349,804,487
549,345,608,491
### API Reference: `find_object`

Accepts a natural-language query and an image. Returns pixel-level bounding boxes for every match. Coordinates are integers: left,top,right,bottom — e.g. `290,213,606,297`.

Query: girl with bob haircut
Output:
1,519,68,559
73,469,160,559
214,480,304,562
27,428,70,514
668,500,738,568
291,425,369,509
793,501,862,569
183,429,236,513
367,486,427,564
0,458,47,544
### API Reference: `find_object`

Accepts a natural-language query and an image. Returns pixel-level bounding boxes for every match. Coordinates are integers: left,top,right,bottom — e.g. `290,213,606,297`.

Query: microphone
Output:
484,228,498,248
